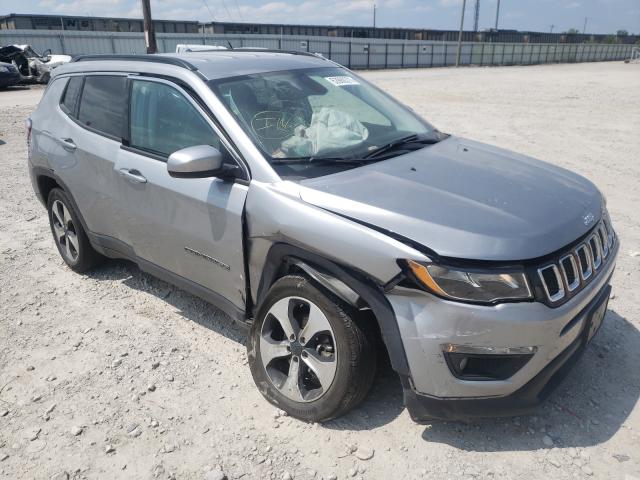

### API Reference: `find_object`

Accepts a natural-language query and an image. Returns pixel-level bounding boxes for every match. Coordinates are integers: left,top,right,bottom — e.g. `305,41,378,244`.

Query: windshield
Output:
209,66,441,179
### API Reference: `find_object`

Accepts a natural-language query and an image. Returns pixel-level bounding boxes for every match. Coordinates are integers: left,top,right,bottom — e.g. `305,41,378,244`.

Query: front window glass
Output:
210,67,441,179
130,80,221,158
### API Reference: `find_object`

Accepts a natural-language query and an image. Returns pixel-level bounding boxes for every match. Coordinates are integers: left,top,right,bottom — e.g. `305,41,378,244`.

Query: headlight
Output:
405,260,532,304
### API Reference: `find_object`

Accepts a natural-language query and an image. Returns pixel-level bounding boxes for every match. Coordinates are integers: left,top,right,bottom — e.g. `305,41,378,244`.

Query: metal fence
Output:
1,29,633,69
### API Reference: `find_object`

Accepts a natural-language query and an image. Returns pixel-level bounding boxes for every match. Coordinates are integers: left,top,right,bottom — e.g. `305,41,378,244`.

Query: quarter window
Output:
60,76,83,117
130,80,220,157
77,75,128,139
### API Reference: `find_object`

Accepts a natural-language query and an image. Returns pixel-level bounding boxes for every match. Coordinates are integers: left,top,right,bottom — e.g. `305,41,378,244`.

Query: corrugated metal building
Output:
202,22,639,44
0,13,198,34
1,14,637,44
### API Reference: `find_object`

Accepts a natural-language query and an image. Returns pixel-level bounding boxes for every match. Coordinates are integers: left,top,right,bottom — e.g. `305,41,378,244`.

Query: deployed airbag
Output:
281,108,369,157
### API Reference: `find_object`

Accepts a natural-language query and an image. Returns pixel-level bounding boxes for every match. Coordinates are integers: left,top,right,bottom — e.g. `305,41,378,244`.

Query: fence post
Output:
400,42,404,68
110,34,116,53
444,43,448,66
366,43,370,69
384,43,388,68
348,41,352,69
328,40,332,60
306,39,310,52
429,44,434,67
479,42,484,66
416,44,419,67
59,33,66,55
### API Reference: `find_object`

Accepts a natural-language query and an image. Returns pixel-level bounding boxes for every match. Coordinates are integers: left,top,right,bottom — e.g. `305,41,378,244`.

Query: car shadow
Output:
87,258,248,345
85,257,407,427
85,260,639,442
420,309,640,451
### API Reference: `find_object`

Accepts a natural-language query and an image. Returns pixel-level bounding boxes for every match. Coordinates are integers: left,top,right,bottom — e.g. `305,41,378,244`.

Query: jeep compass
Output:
26,51,618,422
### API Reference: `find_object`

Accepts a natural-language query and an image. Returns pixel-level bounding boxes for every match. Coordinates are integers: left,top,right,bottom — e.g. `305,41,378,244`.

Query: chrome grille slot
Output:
559,254,580,292
576,243,593,281
603,218,614,248
536,219,615,304
589,234,602,270
538,265,565,302
598,224,609,258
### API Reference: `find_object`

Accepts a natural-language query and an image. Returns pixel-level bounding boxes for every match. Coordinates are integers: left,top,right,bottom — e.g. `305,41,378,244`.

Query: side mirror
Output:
42,48,51,59
167,145,235,179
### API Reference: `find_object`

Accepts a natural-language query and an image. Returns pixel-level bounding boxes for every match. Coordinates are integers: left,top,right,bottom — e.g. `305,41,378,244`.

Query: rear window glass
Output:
60,76,83,117
78,75,128,139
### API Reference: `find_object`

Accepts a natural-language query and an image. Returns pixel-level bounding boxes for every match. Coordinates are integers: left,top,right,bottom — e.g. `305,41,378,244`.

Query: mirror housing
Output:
167,145,237,179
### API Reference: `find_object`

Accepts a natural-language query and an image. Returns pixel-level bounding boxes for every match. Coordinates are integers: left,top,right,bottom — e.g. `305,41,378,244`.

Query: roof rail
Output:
229,48,325,58
71,54,198,71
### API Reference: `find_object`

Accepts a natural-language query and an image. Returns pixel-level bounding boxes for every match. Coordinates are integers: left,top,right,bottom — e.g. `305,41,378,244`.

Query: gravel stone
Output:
354,446,375,460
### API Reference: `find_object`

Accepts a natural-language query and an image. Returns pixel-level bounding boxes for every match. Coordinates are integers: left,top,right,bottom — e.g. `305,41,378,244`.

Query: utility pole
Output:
455,0,467,67
373,1,377,28
582,17,588,34
473,0,480,32
550,24,555,33
141,0,157,54
494,0,500,30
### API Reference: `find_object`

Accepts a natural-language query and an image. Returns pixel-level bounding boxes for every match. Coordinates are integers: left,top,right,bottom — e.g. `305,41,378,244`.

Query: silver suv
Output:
27,51,618,422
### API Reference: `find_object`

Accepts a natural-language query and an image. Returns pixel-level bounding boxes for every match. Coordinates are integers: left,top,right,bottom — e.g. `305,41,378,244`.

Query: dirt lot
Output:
1,62,639,480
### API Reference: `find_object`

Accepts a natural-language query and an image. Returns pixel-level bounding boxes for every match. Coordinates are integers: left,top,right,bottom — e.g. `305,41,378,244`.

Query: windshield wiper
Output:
270,156,371,166
364,134,440,160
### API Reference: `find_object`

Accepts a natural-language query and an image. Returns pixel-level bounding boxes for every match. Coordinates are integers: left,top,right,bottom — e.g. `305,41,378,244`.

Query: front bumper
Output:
387,243,617,421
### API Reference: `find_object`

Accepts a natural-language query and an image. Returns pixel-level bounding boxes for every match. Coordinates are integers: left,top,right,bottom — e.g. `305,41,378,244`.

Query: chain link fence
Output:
1,29,633,69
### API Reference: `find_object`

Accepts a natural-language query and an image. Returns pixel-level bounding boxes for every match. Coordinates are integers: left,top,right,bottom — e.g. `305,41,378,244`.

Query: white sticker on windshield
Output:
324,76,360,87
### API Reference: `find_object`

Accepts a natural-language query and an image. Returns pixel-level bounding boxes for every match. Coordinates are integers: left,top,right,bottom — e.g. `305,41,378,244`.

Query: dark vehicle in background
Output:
0,61,21,88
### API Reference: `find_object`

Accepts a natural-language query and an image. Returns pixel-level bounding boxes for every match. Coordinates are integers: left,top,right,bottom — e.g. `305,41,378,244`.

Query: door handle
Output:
59,137,77,151
119,168,147,184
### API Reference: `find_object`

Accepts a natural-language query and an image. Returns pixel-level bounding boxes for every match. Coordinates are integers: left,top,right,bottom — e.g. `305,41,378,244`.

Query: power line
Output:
201,0,217,22
233,0,244,22
219,0,234,21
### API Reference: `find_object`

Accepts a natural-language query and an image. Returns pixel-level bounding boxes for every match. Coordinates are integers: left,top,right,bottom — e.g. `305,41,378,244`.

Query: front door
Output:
115,77,249,311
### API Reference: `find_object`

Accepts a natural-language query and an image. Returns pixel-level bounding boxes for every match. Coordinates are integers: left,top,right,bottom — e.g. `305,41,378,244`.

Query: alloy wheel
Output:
260,296,338,402
51,199,79,262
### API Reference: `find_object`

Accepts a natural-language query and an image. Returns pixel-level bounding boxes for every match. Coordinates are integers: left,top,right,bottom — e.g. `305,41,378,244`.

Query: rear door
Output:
53,74,131,245
115,76,249,311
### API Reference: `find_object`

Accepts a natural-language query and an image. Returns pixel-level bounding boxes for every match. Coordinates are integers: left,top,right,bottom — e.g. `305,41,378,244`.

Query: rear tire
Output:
248,274,377,422
47,188,102,273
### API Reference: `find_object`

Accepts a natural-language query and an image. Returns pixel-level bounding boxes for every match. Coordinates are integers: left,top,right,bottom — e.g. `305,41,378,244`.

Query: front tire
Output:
248,275,376,422
47,188,102,273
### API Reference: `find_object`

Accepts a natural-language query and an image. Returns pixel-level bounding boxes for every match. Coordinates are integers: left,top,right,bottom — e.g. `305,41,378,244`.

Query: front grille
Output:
536,217,616,305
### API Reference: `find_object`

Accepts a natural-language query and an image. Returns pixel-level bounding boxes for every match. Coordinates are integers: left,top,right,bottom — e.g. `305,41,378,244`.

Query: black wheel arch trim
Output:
255,242,411,377
32,166,93,238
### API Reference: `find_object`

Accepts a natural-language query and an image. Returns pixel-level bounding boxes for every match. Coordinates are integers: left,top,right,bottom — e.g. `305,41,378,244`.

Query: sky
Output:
3,0,639,34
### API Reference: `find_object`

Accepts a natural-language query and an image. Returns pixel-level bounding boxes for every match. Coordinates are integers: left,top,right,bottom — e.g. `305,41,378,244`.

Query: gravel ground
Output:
1,62,639,480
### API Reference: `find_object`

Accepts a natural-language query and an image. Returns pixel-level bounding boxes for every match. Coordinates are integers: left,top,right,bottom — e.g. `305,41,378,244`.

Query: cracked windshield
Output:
210,67,439,178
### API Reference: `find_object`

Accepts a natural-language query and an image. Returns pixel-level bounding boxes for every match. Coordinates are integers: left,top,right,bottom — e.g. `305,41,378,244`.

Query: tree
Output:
616,29,628,36
566,28,580,34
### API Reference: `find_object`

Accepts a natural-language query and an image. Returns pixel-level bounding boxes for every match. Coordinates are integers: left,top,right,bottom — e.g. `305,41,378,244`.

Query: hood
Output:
299,136,603,262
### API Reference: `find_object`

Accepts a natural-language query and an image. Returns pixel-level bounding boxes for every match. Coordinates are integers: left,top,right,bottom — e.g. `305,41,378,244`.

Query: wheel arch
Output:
32,166,92,238
255,242,411,378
